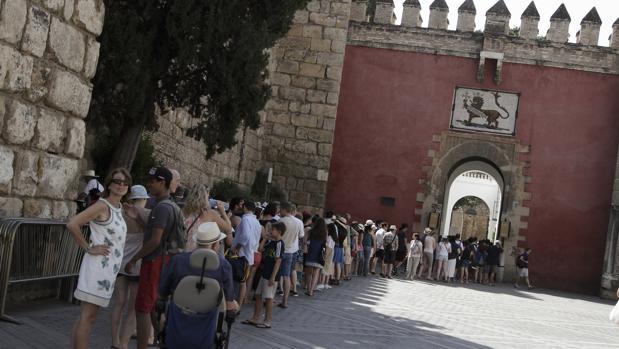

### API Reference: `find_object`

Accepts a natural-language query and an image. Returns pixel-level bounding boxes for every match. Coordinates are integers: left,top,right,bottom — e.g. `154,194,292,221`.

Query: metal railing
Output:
0,218,89,323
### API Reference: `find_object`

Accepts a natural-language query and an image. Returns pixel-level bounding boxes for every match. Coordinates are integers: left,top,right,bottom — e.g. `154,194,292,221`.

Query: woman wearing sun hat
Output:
111,185,151,349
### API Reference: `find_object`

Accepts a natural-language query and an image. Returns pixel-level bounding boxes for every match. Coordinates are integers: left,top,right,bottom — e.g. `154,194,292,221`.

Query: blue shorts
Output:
333,247,344,265
280,253,294,277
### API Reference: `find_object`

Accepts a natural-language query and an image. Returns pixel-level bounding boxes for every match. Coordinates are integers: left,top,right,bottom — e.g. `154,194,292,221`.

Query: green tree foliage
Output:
88,0,308,171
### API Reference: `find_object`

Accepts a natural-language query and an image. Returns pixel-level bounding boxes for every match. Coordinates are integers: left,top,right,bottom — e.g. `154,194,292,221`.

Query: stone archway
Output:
440,161,504,238
415,131,530,278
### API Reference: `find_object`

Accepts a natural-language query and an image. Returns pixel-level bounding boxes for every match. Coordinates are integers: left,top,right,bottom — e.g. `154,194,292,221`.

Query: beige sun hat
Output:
193,222,226,245
81,170,99,178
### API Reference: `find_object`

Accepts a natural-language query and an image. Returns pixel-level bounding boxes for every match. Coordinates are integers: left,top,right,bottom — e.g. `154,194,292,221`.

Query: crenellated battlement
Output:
350,0,619,49
348,0,619,76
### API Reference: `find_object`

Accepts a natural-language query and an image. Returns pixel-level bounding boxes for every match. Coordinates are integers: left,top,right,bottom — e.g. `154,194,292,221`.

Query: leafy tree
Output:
88,0,308,172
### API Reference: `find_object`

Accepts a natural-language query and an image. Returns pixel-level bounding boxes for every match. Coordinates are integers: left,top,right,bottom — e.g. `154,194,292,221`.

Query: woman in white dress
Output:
67,168,131,349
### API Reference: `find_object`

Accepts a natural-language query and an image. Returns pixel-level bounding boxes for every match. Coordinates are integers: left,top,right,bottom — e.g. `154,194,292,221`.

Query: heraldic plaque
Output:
450,87,520,136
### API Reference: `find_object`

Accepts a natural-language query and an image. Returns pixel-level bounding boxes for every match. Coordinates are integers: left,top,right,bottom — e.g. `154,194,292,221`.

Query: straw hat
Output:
193,222,226,245
81,170,98,179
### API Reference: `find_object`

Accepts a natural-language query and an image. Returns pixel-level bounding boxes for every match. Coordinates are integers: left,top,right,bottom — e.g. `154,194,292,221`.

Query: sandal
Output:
304,291,313,296
277,303,288,309
241,319,259,326
255,323,272,329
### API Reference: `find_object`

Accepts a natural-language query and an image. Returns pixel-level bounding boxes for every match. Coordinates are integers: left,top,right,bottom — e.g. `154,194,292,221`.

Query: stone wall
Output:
261,0,351,212
0,0,103,219
149,108,263,190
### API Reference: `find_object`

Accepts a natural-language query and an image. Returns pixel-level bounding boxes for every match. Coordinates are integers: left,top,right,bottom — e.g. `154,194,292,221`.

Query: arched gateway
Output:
416,132,528,281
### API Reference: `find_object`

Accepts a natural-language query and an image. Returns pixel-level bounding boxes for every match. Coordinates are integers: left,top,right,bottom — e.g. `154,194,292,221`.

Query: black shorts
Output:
384,250,396,264
375,249,384,259
395,250,407,262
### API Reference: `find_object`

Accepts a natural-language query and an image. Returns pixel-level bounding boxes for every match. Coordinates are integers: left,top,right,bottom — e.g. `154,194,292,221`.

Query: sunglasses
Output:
111,178,129,186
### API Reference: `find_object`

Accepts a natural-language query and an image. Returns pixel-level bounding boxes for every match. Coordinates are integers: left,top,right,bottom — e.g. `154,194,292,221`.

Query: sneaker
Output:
513,284,520,289
316,284,324,290
324,284,332,289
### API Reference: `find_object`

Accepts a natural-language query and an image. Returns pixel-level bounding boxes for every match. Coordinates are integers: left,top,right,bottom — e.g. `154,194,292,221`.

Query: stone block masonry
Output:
148,108,264,193
0,0,104,219
261,0,351,212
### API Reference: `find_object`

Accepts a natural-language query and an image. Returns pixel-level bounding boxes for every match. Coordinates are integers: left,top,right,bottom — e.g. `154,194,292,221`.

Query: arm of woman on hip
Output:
67,200,111,256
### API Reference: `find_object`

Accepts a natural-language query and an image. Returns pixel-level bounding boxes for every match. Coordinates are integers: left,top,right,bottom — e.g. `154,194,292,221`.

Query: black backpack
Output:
159,199,187,254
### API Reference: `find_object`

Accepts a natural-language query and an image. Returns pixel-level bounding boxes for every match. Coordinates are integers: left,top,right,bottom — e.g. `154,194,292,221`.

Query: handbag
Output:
225,249,248,282
610,300,619,325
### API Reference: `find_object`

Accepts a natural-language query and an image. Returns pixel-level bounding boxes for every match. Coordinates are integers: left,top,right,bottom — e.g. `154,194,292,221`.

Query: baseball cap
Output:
148,166,173,184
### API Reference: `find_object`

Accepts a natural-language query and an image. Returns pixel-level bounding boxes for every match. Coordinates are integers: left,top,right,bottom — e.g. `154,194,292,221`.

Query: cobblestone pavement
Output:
1,275,618,348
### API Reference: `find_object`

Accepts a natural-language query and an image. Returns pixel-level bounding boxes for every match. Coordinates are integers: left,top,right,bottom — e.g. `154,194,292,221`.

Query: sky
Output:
393,0,618,46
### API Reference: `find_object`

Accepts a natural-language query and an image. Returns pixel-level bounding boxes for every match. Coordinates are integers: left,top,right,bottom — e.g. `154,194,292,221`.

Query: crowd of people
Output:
66,165,533,349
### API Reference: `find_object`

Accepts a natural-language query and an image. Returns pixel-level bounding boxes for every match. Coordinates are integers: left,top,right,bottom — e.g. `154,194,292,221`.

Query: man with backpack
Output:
125,166,184,349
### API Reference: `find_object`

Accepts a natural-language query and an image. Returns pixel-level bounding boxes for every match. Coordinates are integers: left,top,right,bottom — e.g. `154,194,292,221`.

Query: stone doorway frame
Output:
415,131,531,277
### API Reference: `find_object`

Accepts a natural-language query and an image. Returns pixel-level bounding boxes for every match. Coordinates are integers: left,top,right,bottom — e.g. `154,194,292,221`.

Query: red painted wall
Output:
327,45,619,294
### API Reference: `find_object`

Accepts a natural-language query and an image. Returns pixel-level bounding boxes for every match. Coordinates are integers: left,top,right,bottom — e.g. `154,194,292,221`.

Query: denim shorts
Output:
280,252,294,277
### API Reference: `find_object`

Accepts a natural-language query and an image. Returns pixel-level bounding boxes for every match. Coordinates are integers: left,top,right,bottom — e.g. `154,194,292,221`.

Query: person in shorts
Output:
514,248,533,289
243,221,286,329
124,167,178,349
382,225,398,279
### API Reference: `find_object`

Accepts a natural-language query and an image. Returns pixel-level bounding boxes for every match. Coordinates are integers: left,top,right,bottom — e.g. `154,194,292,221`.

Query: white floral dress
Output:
74,199,127,307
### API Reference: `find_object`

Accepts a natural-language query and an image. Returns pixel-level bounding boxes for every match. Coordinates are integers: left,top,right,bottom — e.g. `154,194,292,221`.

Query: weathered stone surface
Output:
289,101,311,113
26,61,51,102
35,108,65,152
285,139,317,154
307,90,327,103
310,38,332,52
322,118,336,130
74,0,105,35
291,114,318,128
293,10,309,24
303,25,323,38
65,117,85,158
290,190,310,205
279,86,306,101
299,63,325,78
277,60,300,74
270,72,291,87
0,95,5,132
324,27,347,41
0,145,14,194
64,0,75,20
316,79,340,92
23,198,52,218
318,143,332,156
41,0,65,12
331,40,346,53
49,17,85,72
52,200,70,219
46,70,92,118
4,99,36,145
37,154,79,199
296,127,334,143
21,6,51,58
12,150,39,196
272,123,296,138
0,196,23,216
291,76,316,89
0,0,27,44
83,37,100,79
0,44,33,92
311,103,337,118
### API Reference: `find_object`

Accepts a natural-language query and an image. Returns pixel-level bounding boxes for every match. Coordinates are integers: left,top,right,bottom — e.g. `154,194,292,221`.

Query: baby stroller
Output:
157,249,235,349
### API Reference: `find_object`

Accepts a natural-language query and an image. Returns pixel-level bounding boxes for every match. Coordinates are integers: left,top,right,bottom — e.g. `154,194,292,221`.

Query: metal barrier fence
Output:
0,218,89,323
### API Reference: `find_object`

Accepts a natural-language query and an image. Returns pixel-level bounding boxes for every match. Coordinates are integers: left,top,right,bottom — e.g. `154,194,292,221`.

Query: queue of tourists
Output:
66,165,533,349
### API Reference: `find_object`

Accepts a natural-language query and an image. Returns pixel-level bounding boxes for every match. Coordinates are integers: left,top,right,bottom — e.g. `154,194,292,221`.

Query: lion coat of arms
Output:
451,87,519,135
